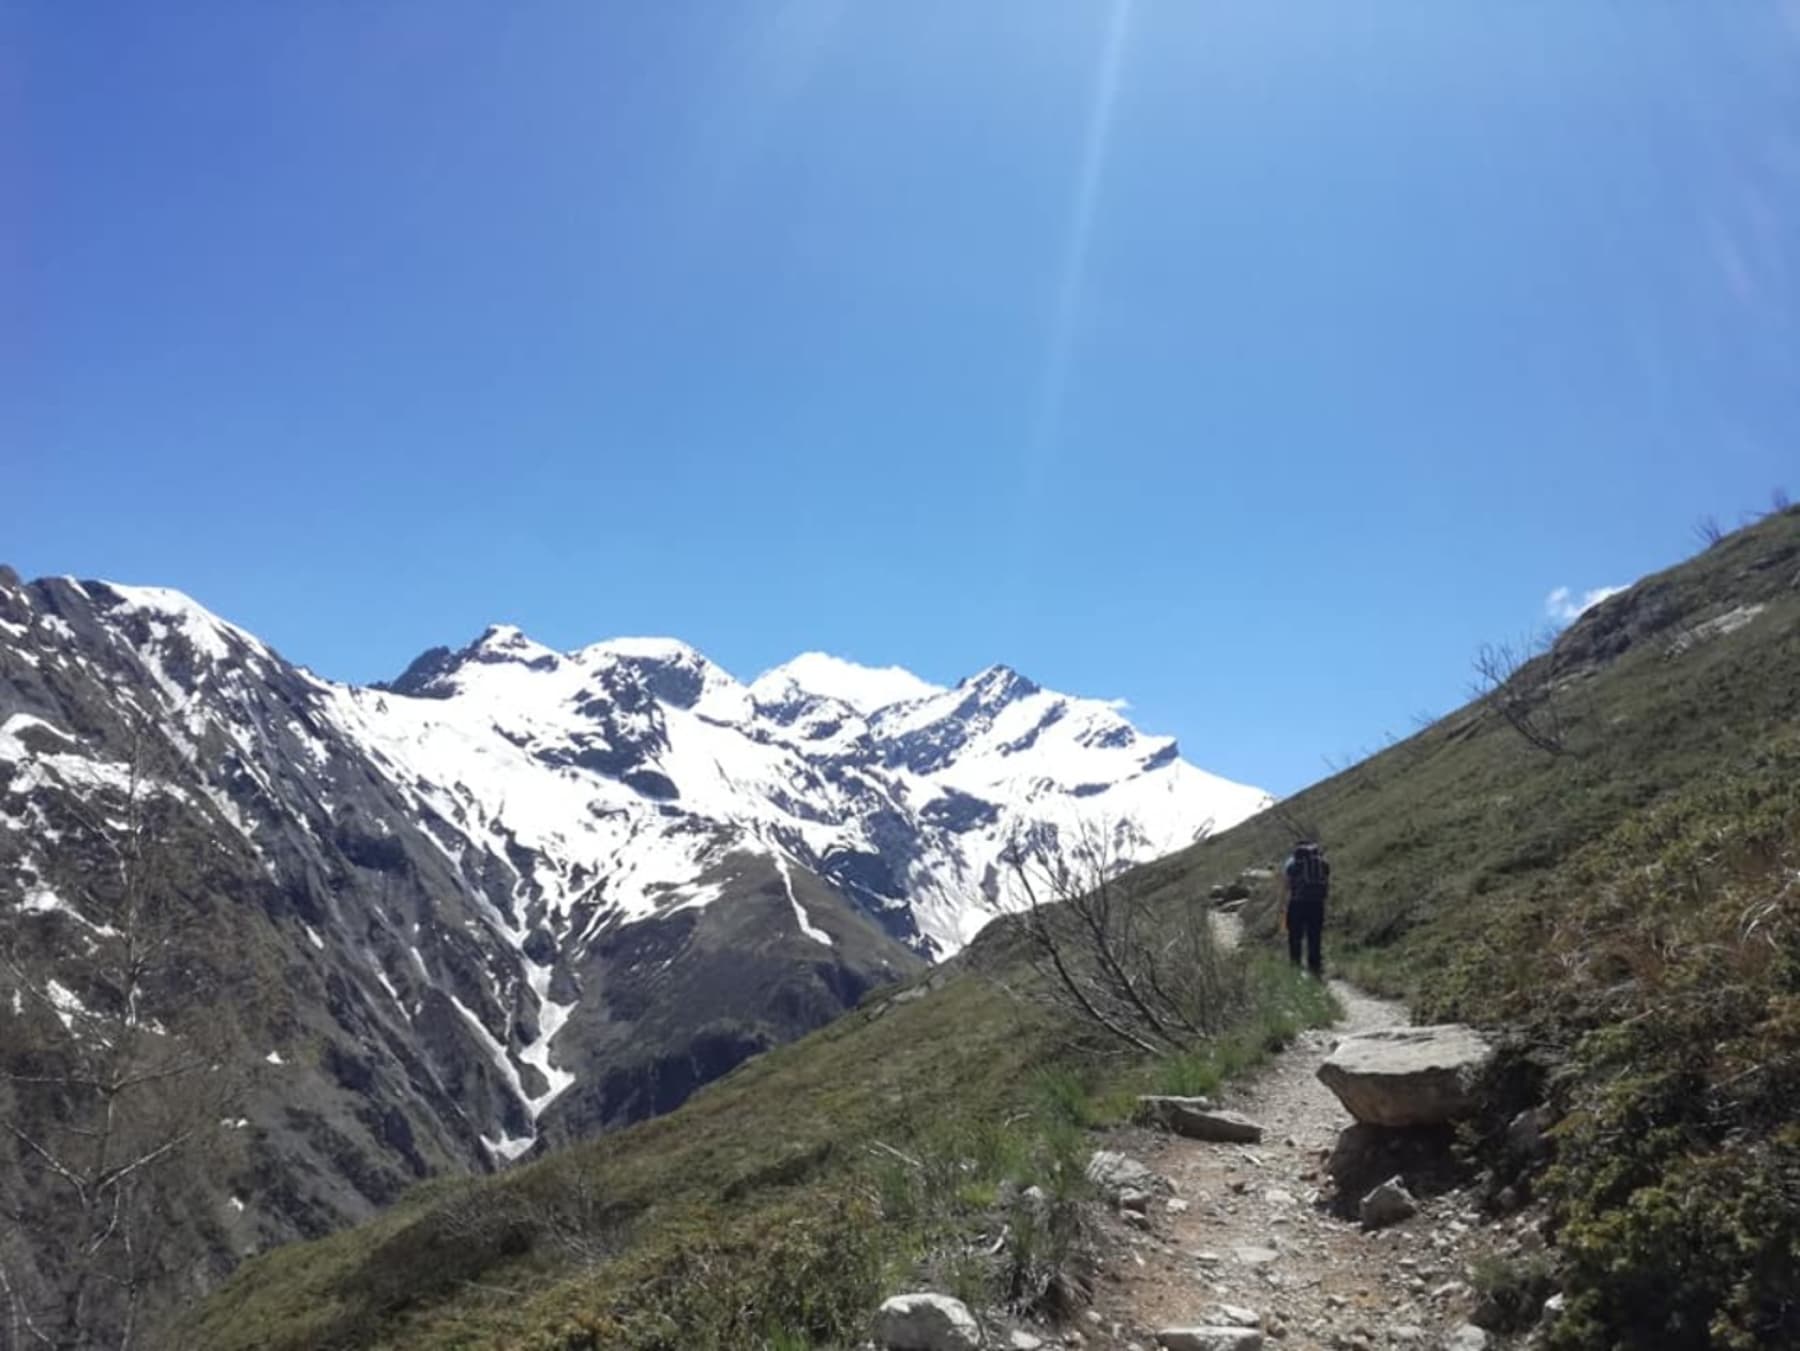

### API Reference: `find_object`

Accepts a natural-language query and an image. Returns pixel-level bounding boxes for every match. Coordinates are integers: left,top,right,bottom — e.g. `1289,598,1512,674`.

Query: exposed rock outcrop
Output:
1316,1025,1493,1126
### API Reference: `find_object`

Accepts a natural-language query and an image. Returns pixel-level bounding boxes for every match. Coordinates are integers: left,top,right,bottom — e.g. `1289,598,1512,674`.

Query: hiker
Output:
1283,840,1330,976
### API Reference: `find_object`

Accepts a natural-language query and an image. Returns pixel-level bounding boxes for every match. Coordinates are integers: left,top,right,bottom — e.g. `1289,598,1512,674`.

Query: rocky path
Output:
1071,976,1515,1351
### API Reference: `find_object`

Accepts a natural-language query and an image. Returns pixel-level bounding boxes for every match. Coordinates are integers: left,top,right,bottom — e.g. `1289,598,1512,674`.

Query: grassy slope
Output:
188,957,1049,1350
190,508,1800,1351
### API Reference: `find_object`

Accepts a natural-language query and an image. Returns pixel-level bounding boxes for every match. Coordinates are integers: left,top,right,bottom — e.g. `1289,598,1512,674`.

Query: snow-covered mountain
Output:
0,569,1267,1312
341,618,1267,960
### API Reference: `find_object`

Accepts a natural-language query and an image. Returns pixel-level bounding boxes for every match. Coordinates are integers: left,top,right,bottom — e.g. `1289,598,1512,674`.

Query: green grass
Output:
1152,958,1340,1097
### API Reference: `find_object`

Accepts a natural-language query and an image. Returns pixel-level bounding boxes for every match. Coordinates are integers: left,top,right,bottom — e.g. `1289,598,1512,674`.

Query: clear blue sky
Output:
7,4,1797,795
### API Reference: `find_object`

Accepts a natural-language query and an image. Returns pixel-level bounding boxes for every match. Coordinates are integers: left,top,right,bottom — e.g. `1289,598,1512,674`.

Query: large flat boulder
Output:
1315,1025,1493,1127
1137,1096,1264,1143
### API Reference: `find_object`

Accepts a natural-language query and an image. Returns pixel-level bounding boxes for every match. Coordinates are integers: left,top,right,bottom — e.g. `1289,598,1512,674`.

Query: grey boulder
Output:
875,1293,984,1351
1137,1096,1265,1143
1316,1025,1494,1126
1086,1149,1172,1200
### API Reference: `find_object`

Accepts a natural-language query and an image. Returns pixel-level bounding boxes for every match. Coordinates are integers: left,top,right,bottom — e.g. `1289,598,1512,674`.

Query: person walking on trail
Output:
1284,840,1330,976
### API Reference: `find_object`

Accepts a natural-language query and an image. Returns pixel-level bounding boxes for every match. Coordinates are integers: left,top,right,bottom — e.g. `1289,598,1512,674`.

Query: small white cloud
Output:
1546,584,1626,625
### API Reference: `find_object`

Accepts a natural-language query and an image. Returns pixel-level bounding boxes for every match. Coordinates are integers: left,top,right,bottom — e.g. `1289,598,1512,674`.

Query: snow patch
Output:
753,651,943,714
45,980,90,1032
518,959,576,1117
480,1132,536,1163
774,852,833,947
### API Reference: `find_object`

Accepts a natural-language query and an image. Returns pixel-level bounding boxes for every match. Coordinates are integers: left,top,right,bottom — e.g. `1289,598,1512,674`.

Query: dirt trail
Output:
1078,965,1511,1351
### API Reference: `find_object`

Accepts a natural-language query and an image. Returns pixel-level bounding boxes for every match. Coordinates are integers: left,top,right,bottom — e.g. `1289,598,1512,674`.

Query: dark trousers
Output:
1287,895,1324,974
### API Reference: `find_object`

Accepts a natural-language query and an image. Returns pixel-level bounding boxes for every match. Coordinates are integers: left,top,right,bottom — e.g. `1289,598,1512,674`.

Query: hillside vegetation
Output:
188,506,1800,1351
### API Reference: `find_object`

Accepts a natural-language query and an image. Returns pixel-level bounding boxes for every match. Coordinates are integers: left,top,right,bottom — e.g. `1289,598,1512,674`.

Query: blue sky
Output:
7,3,1797,795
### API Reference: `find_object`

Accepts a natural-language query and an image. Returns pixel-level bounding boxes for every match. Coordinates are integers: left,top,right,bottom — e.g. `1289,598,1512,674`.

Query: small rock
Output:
1359,1176,1418,1229
1506,1106,1554,1161
1138,1092,1216,1120
1441,1327,1489,1351
1209,1304,1260,1327
1119,1188,1153,1214
1085,1310,1105,1326
1233,1245,1280,1267
1010,1333,1045,1351
874,1293,983,1351
1391,1327,1425,1345
1167,1197,1192,1214
1156,1329,1264,1351
1192,1250,1224,1266
1087,1150,1172,1200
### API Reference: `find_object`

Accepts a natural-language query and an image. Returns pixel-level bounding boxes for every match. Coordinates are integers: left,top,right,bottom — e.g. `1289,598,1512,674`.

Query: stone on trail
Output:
874,1293,984,1351
1359,1175,1419,1229
1138,1096,1267,1144
1086,1149,1172,1200
1007,1332,1045,1351
1441,1325,1490,1351
1232,1244,1280,1266
1156,1329,1264,1351
1316,1025,1494,1127
1208,1303,1260,1327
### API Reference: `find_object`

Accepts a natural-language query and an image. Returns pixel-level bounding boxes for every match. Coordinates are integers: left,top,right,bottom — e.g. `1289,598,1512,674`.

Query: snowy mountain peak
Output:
752,651,944,716
959,663,1040,707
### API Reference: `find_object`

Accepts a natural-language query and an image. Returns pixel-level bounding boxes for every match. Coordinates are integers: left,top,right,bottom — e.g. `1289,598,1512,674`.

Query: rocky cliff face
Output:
0,570,1268,1326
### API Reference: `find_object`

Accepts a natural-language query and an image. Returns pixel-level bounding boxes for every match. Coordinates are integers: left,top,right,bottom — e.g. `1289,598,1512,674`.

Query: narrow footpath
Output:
1073,971,1533,1351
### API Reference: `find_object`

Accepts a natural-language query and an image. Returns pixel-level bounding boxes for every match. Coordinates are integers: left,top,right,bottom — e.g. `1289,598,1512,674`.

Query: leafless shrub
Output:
1003,820,1244,1056
1471,632,1576,758
1257,799,1319,853
1693,514,1725,549
0,727,241,1351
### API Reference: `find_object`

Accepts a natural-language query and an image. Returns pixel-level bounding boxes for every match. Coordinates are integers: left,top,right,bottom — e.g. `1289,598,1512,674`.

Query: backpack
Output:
1289,844,1330,895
